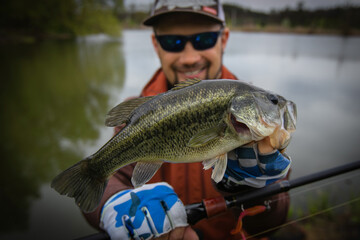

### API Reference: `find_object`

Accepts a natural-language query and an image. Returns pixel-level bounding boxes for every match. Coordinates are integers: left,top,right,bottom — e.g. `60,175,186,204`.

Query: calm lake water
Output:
1,30,360,239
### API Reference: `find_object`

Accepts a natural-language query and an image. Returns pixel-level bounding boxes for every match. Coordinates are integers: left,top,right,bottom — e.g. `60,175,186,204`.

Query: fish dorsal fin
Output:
131,161,163,188
105,96,153,127
187,124,225,147
211,153,228,183
171,78,201,91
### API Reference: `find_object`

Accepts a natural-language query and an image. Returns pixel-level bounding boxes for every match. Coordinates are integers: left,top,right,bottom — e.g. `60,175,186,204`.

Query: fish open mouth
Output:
230,114,251,135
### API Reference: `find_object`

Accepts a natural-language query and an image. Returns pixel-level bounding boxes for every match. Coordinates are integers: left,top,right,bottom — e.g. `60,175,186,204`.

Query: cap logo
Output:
202,6,217,15
144,0,224,26
155,0,217,11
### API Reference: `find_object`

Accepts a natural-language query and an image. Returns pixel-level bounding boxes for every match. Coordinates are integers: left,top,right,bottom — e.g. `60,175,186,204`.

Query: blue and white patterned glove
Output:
100,182,188,240
222,143,291,189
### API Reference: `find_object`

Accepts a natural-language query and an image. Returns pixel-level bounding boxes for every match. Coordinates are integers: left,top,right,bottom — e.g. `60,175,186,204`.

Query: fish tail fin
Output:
51,157,108,213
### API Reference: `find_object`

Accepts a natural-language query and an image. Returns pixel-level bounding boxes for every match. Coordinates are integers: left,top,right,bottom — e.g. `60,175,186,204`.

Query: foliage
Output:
0,0,75,35
70,1,121,36
2,0,360,38
0,0,122,40
223,4,360,35
285,190,360,239
0,38,125,232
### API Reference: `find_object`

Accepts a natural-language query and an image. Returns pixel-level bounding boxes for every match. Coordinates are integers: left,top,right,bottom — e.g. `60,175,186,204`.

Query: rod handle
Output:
203,196,227,218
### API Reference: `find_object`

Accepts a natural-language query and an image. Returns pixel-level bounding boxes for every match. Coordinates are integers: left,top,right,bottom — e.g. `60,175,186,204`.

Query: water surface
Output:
1,30,359,239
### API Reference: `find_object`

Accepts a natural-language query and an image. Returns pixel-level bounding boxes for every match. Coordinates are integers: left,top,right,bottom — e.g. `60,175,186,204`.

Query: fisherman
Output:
84,1,291,239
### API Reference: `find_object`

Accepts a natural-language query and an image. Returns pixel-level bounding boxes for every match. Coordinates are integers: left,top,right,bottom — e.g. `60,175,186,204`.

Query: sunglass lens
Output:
157,31,220,52
192,32,219,50
157,36,185,52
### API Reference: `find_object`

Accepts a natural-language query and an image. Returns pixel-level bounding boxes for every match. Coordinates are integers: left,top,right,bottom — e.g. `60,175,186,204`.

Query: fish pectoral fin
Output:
171,78,201,91
211,153,228,183
202,158,218,170
188,125,225,148
105,96,153,127
131,161,163,188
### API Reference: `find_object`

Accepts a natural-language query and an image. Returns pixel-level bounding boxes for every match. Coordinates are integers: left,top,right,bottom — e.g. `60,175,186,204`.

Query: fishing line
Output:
230,168,360,238
239,169,360,238
247,196,360,239
289,170,360,198
260,170,360,207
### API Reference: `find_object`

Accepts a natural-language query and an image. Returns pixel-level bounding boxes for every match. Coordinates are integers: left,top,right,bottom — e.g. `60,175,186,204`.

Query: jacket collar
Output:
141,66,238,97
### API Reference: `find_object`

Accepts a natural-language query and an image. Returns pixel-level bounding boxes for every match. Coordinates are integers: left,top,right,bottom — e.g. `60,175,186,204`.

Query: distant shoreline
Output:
228,24,360,36
128,25,360,37
230,26,360,37
125,23,360,36
1,26,359,44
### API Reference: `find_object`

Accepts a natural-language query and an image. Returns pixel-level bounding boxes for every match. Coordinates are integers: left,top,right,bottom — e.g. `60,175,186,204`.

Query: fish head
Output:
229,89,297,148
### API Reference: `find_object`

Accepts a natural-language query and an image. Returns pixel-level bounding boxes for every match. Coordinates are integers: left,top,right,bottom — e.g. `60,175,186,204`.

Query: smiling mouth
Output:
180,68,206,78
230,114,251,135
185,69,202,75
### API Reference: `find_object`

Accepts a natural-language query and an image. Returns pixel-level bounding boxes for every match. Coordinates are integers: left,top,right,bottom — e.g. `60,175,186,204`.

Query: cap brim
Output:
143,10,224,26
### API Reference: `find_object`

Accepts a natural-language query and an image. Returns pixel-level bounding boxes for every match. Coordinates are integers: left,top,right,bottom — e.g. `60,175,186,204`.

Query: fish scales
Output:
97,85,220,176
96,81,234,170
125,83,233,157
51,79,297,212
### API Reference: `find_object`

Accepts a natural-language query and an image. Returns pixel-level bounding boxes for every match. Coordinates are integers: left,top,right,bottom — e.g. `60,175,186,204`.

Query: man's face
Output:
151,13,229,85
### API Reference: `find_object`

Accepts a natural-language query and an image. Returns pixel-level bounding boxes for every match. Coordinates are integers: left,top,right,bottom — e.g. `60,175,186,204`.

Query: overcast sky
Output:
223,0,360,12
125,0,360,12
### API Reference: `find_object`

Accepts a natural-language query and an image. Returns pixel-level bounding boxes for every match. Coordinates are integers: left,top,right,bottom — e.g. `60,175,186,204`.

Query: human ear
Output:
221,27,230,50
151,33,160,56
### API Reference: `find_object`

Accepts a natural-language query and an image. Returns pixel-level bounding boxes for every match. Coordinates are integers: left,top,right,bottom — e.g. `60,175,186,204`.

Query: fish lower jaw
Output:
250,127,276,141
249,129,264,141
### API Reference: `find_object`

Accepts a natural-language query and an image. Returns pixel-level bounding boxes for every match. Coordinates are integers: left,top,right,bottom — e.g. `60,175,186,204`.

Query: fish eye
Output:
268,94,279,105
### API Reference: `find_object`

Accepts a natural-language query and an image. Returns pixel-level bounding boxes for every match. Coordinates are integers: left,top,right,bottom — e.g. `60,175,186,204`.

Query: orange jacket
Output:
84,66,289,240
142,66,238,206
142,66,247,240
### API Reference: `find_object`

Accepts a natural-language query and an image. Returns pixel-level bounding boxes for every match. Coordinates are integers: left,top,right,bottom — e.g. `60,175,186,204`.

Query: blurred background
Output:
0,0,360,239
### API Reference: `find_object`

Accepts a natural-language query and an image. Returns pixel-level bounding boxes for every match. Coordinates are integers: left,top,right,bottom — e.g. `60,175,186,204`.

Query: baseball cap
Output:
143,0,225,26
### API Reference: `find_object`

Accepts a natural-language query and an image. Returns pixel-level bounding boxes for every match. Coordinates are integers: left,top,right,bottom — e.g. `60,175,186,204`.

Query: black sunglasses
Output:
155,29,223,53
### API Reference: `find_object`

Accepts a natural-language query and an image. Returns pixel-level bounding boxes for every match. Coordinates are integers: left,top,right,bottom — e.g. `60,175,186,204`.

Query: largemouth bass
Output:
51,79,297,212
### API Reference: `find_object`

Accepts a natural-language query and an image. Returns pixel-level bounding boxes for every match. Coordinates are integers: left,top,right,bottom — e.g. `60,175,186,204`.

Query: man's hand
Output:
100,182,196,240
220,142,291,189
257,137,275,154
156,226,199,240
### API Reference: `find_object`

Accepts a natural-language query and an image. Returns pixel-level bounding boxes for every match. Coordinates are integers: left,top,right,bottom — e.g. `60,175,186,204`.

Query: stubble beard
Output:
169,61,222,86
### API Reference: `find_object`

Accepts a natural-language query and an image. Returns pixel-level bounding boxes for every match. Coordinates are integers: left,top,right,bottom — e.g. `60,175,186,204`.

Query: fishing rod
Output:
75,160,360,240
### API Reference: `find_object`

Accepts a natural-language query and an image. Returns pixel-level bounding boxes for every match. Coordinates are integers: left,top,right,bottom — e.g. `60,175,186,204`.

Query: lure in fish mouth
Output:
51,79,297,213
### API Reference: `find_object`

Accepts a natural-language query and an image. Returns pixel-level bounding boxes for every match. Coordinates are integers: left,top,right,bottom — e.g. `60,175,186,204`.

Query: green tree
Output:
0,38,125,232
0,0,122,40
